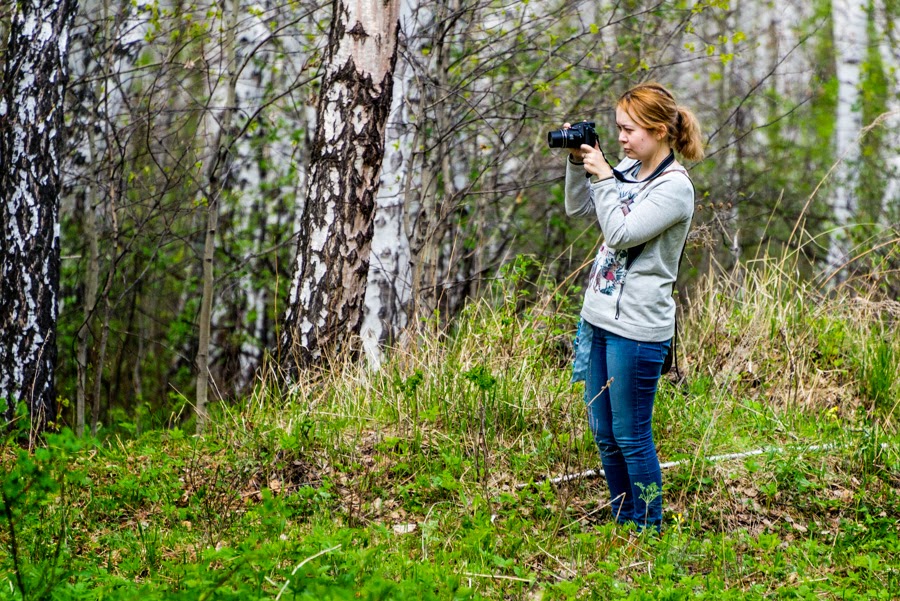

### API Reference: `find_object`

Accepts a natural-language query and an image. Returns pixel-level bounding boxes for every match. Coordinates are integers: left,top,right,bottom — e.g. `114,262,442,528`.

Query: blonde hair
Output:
617,82,705,162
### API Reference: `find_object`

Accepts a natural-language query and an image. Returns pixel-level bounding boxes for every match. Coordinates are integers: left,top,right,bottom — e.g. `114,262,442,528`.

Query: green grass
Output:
2,256,899,599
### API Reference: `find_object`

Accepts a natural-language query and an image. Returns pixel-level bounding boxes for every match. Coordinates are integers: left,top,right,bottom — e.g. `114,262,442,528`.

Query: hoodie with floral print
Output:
565,155,693,342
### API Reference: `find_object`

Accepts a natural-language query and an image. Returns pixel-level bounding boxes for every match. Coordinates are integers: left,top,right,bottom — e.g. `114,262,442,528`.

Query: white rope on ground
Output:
517,443,841,489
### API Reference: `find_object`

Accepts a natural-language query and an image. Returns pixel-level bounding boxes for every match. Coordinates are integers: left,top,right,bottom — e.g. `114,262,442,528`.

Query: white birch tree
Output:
281,0,401,368
875,0,900,222
0,0,77,437
360,0,427,369
827,0,867,279
211,0,319,392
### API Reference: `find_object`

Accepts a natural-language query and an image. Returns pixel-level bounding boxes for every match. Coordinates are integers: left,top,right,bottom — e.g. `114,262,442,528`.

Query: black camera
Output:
547,121,598,149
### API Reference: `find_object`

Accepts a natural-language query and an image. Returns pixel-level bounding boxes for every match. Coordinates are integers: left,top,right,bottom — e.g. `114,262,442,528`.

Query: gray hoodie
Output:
565,154,693,342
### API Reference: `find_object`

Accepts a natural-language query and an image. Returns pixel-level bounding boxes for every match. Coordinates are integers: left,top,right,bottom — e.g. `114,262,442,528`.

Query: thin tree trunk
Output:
90,171,119,437
195,198,218,431
76,186,100,437
90,296,111,437
0,0,76,441
281,0,401,368
827,0,867,280
196,0,239,431
876,0,900,222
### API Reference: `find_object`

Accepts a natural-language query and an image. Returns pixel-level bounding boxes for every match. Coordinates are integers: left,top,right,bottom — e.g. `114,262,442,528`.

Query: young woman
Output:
564,82,704,531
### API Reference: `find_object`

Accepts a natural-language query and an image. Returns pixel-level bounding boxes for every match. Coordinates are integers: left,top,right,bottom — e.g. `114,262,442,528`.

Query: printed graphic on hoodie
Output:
588,180,639,295
589,245,627,295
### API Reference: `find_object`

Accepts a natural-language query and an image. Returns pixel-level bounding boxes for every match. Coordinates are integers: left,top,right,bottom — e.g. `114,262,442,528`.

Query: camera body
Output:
547,121,598,149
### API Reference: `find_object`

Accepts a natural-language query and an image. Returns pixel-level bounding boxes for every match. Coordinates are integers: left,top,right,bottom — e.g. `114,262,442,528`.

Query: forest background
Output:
1,0,900,598
0,0,896,433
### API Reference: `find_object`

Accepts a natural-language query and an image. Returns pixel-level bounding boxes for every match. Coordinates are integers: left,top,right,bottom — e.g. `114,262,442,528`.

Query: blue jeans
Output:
583,323,670,530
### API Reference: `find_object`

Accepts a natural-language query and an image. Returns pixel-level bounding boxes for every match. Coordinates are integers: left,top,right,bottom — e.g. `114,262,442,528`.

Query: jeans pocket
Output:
636,340,667,366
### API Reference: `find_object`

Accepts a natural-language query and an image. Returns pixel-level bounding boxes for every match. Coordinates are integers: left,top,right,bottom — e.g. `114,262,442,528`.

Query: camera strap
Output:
621,166,693,269
617,163,693,378
611,150,676,184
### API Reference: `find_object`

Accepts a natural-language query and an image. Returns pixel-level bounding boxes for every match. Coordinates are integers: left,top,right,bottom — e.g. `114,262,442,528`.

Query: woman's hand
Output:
563,122,613,180
580,143,613,181
563,123,587,162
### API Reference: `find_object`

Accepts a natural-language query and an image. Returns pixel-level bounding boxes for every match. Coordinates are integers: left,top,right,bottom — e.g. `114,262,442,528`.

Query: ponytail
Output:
674,106,704,161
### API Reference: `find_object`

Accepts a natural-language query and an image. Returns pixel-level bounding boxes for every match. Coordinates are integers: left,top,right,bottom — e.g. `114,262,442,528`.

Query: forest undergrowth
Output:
2,254,900,600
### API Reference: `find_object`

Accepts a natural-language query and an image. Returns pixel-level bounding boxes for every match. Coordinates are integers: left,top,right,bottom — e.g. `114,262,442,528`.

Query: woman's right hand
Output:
563,123,586,161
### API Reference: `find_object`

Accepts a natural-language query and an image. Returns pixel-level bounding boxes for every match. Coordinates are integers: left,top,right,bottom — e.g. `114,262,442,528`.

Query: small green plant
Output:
858,332,898,412
635,481,662,530
1,428,85,600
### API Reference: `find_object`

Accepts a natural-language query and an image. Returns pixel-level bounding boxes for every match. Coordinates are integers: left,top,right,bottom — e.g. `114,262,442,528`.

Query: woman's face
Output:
615,106,665,163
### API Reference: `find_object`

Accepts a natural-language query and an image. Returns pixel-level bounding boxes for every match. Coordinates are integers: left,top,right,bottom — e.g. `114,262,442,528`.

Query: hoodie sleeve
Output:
566,156,641,219
565,159,594,217
591,173,693,249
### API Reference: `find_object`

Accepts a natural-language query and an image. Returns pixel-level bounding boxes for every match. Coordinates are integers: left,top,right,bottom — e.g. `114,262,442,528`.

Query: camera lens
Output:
547,129,570,148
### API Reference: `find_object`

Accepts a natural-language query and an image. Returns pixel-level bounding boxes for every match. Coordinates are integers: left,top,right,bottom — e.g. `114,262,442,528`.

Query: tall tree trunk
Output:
196,0,239,431
361,0,423,369
827,0,867,280
0,0,76,440
76,179,100,438
281,0,401,368
876,0,900,222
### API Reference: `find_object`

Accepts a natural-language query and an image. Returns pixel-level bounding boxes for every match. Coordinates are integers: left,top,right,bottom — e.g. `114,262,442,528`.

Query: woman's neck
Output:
637,146,672,180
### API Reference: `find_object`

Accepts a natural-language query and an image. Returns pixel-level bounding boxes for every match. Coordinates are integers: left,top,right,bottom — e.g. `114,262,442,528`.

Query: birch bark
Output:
361,0,425,369
875,0,900,222
0,0,76,438
281,0,401,368
827,0,867,279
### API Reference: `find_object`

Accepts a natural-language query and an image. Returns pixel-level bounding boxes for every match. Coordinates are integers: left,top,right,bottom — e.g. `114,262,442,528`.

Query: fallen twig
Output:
275,544,342,600
463,572,534,583
518,443,840,489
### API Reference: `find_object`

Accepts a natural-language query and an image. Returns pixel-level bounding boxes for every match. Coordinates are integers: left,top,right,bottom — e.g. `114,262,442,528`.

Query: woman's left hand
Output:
580,143,614,181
